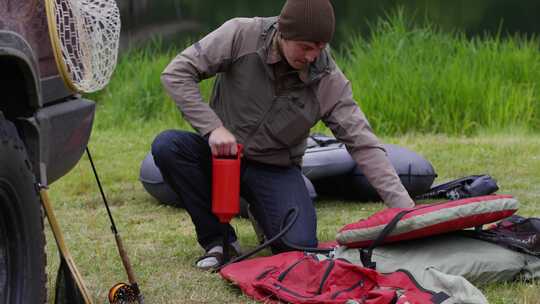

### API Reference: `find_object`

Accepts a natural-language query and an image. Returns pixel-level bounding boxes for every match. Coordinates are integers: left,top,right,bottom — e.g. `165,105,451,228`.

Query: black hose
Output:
215,208,299,272
215,207,334,272
279,209,334,254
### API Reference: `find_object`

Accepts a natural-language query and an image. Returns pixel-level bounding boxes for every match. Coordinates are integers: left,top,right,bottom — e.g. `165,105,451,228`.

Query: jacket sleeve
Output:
318,65,415,208
161,18,254,136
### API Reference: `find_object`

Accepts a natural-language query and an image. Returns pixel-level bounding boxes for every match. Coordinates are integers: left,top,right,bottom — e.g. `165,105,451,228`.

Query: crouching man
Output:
152,0,415,270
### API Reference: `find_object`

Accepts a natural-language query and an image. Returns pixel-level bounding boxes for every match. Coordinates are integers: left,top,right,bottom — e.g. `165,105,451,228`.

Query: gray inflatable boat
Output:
140,134,436,207
304,134,437,202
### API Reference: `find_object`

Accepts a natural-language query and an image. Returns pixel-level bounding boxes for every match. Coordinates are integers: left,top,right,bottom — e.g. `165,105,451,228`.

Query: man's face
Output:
280,38,326,70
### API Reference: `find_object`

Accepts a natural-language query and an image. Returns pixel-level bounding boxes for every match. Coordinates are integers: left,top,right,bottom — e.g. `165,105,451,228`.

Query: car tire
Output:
0,117,46,303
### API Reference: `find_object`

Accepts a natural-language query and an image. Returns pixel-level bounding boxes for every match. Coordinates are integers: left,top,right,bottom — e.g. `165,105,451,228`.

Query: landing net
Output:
45,0,121,93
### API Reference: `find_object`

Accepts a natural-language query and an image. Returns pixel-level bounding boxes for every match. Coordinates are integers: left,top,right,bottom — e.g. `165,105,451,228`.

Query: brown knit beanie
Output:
279,0,335,43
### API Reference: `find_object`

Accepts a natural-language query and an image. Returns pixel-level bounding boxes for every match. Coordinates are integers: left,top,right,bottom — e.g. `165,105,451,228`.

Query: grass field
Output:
45,12,540,304
45,124,540,303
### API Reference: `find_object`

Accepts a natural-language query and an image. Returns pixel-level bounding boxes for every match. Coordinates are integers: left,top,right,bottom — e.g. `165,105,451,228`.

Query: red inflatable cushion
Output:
337,195,519,248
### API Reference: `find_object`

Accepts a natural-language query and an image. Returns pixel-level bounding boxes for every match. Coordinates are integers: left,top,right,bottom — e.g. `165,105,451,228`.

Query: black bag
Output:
463,215,540,256
415,175,499,200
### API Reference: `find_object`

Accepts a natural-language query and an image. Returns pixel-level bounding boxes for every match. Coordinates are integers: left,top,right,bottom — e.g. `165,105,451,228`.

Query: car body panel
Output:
0,0,96,184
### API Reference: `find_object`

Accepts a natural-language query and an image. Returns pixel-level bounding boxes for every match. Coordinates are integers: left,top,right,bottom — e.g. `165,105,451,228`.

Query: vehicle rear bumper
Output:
20,96,96,184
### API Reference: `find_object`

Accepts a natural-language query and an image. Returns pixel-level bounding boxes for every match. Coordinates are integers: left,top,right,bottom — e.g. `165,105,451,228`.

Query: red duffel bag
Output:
220,251,450,304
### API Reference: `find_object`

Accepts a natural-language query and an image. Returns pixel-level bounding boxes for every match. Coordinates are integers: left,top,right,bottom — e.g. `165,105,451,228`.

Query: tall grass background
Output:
89,10,540,135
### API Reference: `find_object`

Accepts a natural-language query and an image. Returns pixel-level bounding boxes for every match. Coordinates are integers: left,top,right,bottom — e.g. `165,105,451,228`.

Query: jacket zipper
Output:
277,257,308,282
316,259,335,295
330,278,365,299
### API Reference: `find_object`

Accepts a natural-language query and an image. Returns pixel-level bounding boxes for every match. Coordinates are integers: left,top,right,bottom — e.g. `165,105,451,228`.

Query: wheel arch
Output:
0,31,42,117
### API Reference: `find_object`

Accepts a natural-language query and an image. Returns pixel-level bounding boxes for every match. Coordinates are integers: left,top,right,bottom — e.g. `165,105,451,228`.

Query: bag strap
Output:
360,209,416,269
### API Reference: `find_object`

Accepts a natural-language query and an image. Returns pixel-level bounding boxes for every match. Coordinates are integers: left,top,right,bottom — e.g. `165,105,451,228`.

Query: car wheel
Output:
0,117,46,303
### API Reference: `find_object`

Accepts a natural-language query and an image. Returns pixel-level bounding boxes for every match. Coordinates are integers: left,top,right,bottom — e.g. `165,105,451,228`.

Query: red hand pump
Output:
212,144,243,262
212,144,243,223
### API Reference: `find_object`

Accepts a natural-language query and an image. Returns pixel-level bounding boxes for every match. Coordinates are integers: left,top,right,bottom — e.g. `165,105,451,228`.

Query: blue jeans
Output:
151,130,318,252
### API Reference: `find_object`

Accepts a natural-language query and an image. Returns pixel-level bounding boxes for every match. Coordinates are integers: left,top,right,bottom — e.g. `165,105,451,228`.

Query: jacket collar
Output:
266,32,283,65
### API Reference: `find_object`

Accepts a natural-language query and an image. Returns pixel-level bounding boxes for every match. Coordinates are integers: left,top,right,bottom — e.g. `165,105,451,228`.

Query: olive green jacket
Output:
161,17,414,208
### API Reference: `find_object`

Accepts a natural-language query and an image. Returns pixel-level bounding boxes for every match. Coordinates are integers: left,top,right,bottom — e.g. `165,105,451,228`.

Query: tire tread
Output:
0,117,47,303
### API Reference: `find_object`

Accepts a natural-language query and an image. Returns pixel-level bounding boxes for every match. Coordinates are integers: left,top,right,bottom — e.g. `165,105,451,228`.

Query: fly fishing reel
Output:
108,283,140,304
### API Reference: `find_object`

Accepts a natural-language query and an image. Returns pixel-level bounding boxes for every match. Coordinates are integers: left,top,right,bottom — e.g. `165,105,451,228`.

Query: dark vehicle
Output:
0,1,95,302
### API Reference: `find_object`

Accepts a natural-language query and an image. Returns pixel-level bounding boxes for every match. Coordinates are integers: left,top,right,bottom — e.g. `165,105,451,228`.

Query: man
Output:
153,0,415,270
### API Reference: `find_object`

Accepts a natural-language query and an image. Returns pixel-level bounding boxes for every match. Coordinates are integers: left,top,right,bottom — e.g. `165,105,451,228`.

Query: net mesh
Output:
46,0,120,93
54,258,86,304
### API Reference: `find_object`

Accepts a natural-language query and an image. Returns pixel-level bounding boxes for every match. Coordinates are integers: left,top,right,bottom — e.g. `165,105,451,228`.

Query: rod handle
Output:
114,233,138,285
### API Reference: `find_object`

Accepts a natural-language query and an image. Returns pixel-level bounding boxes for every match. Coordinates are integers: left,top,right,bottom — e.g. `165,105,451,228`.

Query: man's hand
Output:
208,126,238,157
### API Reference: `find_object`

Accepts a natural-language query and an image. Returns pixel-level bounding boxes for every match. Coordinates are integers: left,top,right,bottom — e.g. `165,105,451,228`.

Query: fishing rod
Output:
86,147,144,304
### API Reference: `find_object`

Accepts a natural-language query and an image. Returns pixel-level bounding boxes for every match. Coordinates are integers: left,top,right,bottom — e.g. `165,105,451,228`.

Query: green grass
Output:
45,123,540,303
89,10,540,135
47,10,540,304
